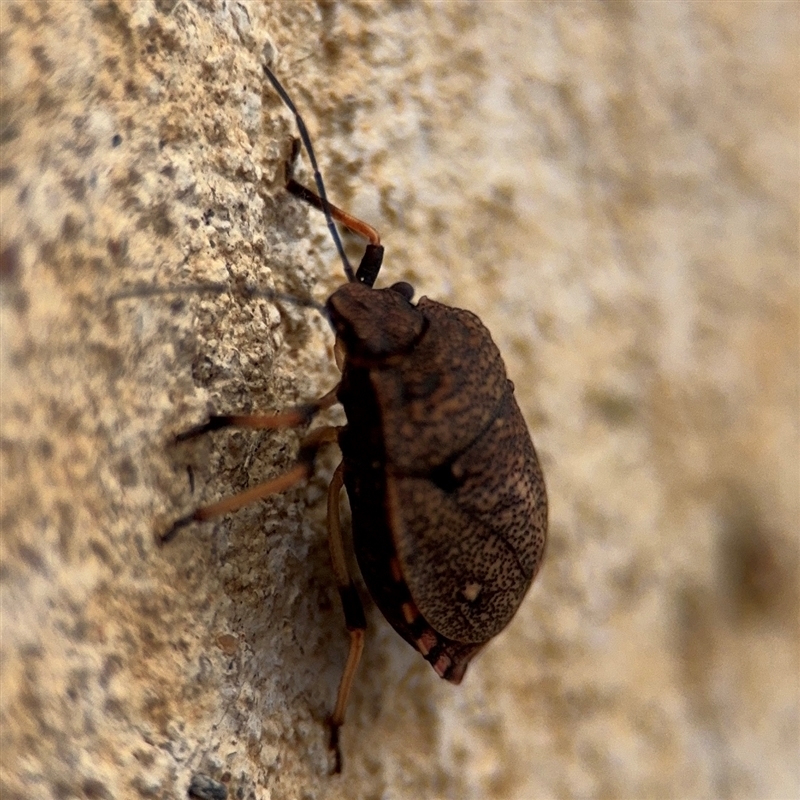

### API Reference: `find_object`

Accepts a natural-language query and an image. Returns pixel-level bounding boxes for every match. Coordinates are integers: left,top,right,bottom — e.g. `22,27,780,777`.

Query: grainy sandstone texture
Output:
1,2,797,799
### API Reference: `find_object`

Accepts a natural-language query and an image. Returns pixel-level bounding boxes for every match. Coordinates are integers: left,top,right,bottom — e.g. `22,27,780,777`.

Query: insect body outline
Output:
165,61,548,772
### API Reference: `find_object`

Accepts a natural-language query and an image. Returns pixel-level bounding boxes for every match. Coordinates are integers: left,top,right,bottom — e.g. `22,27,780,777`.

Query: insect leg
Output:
174,385,339,443
282,139,384,287
264,64,355,283
326,460,366,773
161,425,340,544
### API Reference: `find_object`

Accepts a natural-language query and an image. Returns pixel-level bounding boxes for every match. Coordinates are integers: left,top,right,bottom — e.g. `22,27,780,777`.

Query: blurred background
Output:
1,2,797,798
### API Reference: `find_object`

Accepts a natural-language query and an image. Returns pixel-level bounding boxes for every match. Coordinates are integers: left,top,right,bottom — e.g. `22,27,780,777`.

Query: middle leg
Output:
162,416,341,543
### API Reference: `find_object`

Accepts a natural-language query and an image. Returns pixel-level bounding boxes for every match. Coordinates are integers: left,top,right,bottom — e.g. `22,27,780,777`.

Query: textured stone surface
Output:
1,2,797,799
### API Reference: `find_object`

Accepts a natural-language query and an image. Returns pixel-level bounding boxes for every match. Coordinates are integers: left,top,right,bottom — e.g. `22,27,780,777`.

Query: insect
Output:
164,63,548,772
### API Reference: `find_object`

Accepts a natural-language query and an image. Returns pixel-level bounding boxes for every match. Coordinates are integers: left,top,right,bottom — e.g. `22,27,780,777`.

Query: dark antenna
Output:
263,64,355,284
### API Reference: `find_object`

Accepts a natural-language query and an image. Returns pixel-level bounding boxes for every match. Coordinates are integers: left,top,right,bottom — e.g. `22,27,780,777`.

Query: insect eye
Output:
389,282,414,301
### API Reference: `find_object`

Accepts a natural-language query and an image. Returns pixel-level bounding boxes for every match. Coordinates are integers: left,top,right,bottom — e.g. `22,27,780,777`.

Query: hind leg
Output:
326,460,366,773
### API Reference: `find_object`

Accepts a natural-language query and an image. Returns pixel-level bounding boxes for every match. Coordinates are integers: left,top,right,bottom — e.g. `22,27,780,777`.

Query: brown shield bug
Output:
164,63,548,771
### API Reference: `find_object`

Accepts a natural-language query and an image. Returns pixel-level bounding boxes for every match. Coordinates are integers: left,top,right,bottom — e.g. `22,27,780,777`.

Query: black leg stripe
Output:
338,582,366,631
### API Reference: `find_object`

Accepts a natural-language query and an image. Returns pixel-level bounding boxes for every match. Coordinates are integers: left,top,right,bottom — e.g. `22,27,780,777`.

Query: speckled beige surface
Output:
1,2,798,799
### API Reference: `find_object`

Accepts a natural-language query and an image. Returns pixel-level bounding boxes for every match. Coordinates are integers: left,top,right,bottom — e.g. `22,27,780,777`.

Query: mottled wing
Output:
387,390,547,643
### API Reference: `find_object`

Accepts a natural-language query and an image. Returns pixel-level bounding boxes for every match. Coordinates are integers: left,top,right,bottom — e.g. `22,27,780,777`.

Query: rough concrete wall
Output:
1,1,797,799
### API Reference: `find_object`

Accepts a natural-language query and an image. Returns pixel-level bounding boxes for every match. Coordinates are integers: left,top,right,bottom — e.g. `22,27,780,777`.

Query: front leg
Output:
174,384,339,442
